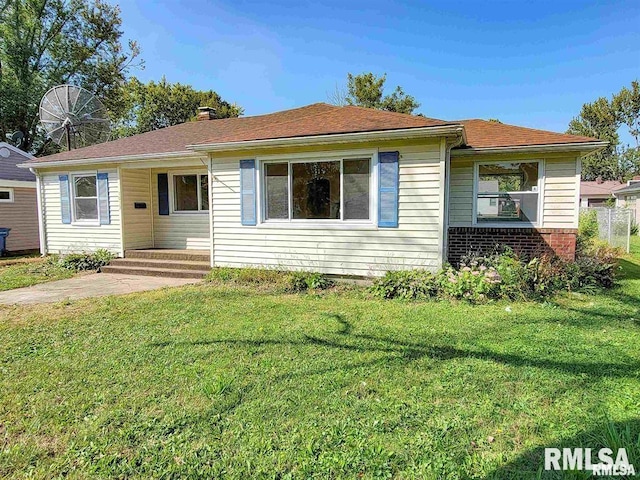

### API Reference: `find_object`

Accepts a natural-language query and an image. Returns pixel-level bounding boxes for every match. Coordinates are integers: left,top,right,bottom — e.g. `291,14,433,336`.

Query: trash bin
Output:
0,228,10,256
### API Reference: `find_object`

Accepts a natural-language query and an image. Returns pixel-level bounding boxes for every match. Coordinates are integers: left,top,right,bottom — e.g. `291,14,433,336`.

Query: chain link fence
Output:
581,207,632,252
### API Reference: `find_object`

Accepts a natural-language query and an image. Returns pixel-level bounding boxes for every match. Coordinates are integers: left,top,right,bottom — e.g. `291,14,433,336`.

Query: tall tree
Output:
329,73,421,115
0,0,142,153
113,77,243,138
567,80,640,181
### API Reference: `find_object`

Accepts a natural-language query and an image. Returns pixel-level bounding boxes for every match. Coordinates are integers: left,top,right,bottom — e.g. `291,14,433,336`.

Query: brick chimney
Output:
197,106,216,121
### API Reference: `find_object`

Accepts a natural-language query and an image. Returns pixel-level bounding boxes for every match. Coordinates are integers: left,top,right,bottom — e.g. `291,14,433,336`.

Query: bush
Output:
370,270,438,300
570,243,619,290
287,271,334,293
631,220,639,236
438,264,502,303
58,249,115,272
578,209,600,247
373,243,620,303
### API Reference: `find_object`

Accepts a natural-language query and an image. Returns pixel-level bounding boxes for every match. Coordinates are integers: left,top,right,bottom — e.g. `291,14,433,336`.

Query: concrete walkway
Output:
0,273,201,305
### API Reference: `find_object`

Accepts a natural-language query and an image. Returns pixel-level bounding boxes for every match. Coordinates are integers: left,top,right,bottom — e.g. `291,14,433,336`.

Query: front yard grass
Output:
0,251,639,478
0,256,73,291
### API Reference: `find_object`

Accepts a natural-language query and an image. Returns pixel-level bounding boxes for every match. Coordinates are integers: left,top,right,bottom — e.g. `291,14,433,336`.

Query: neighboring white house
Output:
0,142,40,253
613,177,640,226
19,103,607,277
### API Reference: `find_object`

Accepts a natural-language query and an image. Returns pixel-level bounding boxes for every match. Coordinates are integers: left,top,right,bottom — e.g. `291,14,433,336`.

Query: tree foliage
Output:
567,80,640,181
0,0,142,154
113,77,243,138
329,72,421,115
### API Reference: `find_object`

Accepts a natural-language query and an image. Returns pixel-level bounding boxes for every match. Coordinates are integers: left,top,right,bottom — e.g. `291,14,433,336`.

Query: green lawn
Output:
0,253,639,478
0,257,74,292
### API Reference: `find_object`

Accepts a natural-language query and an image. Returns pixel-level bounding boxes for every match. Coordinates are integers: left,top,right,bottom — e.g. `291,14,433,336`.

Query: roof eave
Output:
187,125,466,153
18,150,202,169
451,141,609,156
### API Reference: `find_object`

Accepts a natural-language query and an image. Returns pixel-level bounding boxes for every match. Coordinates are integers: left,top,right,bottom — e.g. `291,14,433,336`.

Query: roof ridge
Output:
457,118,598,141
341,104,448,123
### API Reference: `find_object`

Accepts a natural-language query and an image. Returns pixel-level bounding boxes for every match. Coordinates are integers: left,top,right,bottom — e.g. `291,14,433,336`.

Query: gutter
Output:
187,125,467,152
451,141,609,156
17,150,202,170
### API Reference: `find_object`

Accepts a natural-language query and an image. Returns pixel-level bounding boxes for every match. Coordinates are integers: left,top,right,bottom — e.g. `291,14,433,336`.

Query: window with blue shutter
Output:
97,173,110,225
378,151,399,228
59,174,72,224
158,173,169,215
240,159,257,226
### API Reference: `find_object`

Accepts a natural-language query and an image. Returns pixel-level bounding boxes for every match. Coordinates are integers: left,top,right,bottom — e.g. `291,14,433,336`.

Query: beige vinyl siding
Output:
448,155,579,229
543,157,579,228
448,159,473,224
151,169,210,250
211,143,443,276
41,170,121,254
121,169,153,249
0,186,39,251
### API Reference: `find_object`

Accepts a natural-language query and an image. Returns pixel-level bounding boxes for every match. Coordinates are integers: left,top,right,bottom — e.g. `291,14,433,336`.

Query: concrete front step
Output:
101,265,210,279
109,258,210,271
125,249,210,262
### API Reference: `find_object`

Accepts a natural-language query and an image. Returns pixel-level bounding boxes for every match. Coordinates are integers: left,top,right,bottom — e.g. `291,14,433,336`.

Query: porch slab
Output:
0,273,200,305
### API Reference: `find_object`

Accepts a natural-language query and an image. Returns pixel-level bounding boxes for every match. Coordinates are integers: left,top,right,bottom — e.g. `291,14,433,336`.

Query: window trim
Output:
71,172,100,225
472,159,544,227
0,187,14,203
169,171,209,214
258,153,377,226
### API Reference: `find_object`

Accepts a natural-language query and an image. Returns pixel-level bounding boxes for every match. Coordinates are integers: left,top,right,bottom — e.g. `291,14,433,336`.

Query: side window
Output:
73,175,98,221
476,162,540,224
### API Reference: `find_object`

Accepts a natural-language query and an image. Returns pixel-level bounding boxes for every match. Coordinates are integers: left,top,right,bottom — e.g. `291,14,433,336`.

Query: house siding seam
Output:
447,226,577,265
210,143,443,277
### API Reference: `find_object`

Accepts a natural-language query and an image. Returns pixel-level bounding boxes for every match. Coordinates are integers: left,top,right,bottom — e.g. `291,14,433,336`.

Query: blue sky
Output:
113,0,639,135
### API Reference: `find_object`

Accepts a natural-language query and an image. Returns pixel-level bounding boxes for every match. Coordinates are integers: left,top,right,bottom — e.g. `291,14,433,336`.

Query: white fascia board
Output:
451,141,609,156
18,150,201,170
0,179,36,188
187,125,466,153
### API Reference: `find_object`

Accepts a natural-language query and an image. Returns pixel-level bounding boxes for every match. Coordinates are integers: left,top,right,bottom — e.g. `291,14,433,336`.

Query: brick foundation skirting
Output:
447,227,577,265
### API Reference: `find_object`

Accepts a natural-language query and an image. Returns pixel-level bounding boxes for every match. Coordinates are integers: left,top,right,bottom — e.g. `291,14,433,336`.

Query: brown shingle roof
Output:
580,180,625,196
29,103,455,163
27,103,603,164
457,119,600,149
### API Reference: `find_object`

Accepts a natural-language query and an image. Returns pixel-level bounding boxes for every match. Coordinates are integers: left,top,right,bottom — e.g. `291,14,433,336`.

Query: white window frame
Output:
258,151,377,227
0,187,14,203
71,172,100,225
170,171,209,214
472,159,544,228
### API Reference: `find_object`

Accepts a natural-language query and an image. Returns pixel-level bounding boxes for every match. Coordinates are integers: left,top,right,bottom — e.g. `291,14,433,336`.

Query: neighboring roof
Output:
613,182,640,196
0,143,36,181
23,102,603,166
580,180,625,197
456,119,600,149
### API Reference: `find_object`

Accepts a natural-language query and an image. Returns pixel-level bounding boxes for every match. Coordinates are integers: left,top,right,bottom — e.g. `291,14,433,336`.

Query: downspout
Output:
30,168,47,256
442,136,465,265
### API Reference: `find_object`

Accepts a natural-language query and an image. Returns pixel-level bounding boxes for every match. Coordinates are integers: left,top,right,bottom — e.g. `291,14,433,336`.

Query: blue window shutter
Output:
240,159,257,226
59,174,71,224
378,151,399,228
97,173,110,225
158,173,169,215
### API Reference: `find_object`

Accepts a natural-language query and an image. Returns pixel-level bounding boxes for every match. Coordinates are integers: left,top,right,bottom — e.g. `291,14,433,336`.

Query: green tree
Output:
113,77,243,138
567,80,640,181
0,0,142,153
330,72,421,114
